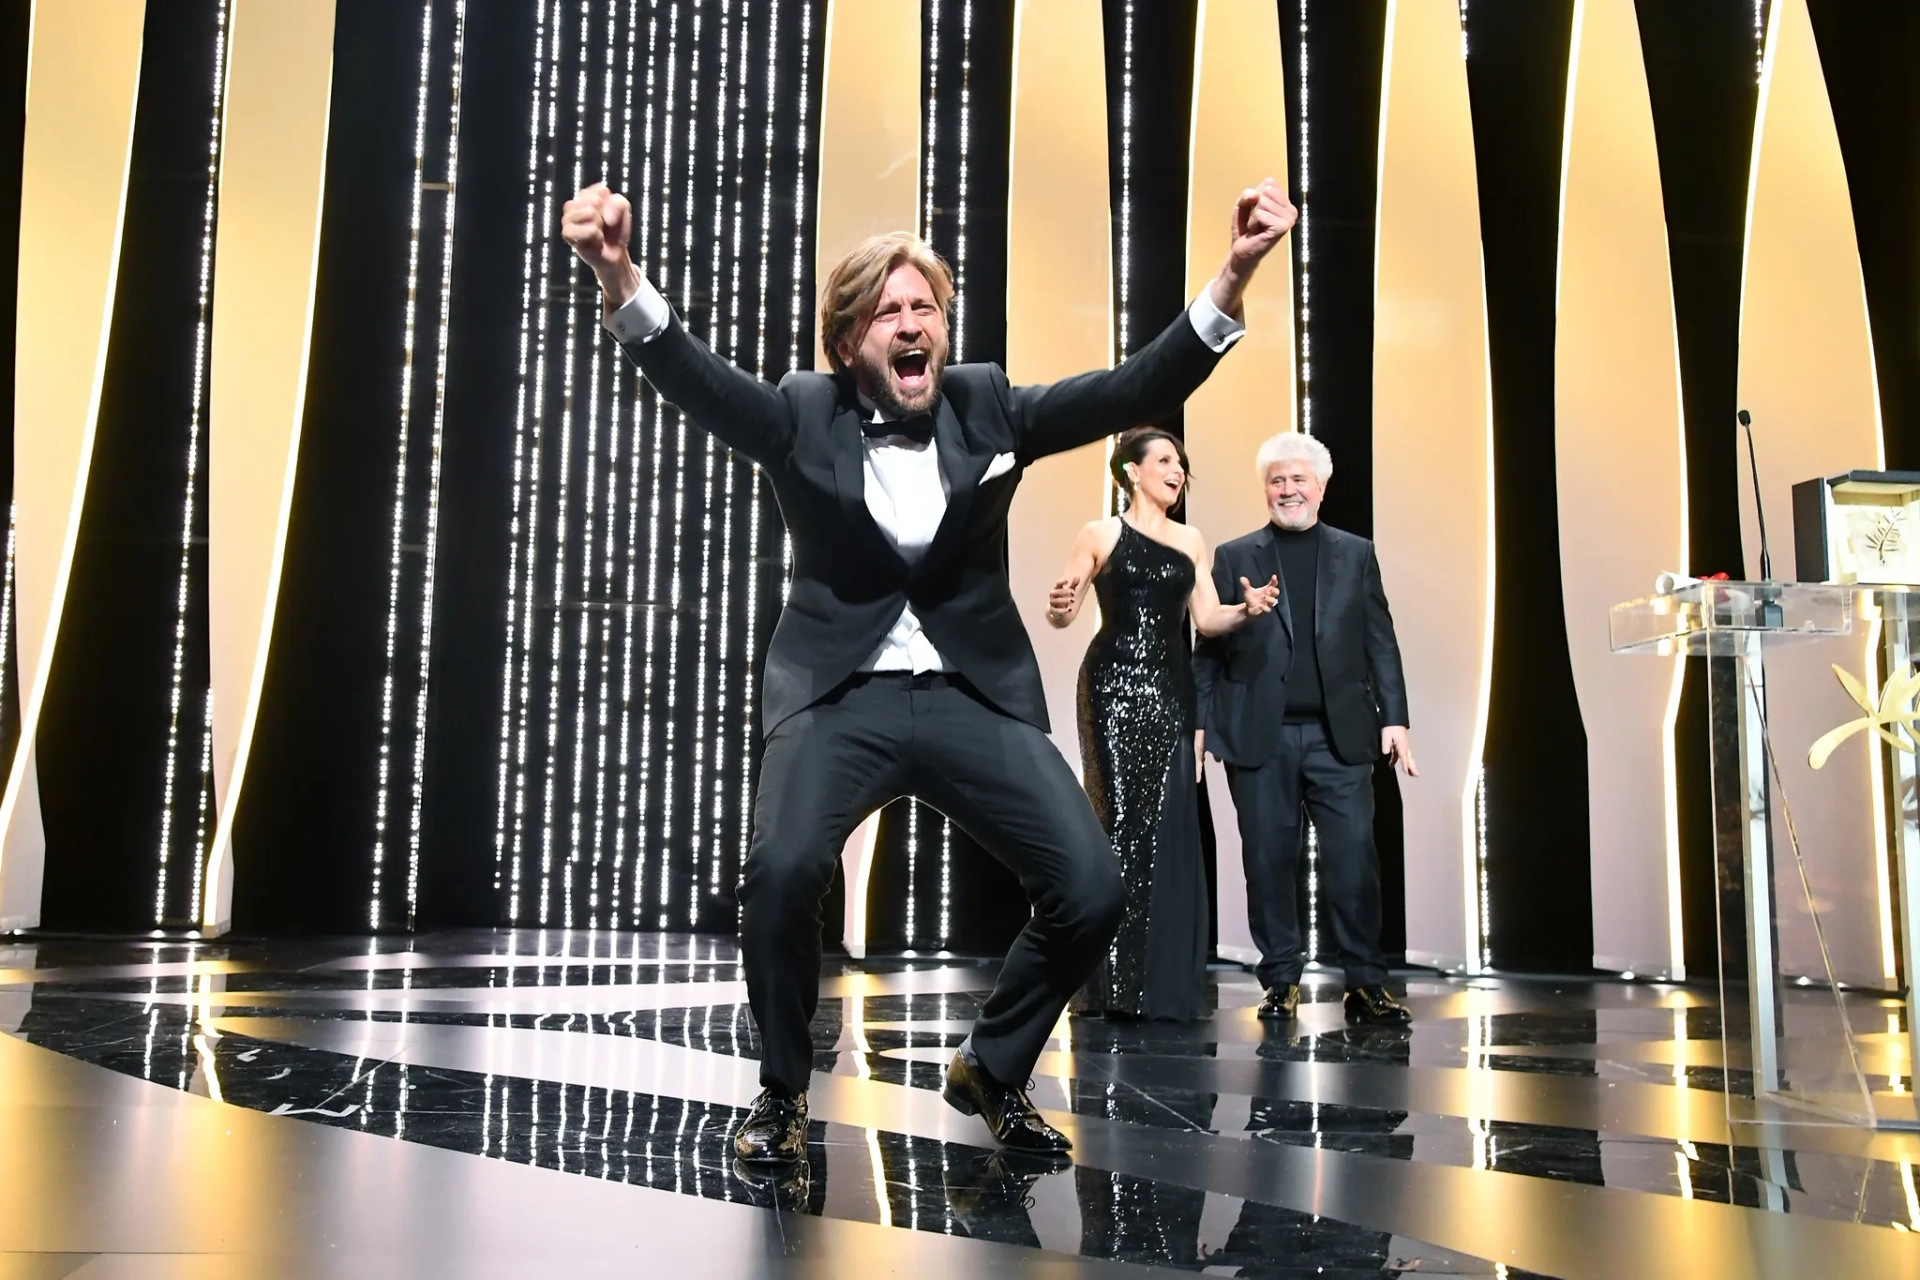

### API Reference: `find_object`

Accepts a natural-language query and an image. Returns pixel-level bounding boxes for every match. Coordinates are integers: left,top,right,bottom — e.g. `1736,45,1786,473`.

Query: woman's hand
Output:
1240,575,1280,618
1046,576,1081,628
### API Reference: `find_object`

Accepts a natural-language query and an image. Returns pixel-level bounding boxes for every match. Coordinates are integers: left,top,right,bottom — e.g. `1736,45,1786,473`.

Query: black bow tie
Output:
863,412,935,446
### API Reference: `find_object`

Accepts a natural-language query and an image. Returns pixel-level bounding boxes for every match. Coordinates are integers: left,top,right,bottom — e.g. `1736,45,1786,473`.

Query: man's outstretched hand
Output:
561,182,642,309
1208,177,1297,318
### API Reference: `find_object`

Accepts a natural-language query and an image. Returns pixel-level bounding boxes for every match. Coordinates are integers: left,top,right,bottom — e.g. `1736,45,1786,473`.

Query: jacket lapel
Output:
1266,525,1293,643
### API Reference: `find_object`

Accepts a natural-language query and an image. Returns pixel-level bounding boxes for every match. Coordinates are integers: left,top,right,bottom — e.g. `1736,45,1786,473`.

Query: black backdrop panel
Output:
1637,0,1763,979
36,2,221,930
1808,0,1920,470
1461,0,1592,973
230,0,427,934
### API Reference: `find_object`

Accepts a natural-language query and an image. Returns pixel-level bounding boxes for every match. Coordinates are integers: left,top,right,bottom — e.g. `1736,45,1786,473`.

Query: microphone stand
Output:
1739,409,1784,628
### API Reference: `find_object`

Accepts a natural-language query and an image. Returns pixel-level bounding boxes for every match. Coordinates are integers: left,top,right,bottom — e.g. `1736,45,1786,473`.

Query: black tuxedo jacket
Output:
1193,522,1409,767
617,310,1226,735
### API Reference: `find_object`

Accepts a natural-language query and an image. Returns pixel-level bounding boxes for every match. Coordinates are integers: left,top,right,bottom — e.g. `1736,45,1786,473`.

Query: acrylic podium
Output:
1612,580,1919,1130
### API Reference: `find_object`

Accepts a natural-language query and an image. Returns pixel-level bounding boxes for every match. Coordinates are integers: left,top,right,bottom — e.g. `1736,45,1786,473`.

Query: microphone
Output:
1737,409,1773,581
1738,408,1783,628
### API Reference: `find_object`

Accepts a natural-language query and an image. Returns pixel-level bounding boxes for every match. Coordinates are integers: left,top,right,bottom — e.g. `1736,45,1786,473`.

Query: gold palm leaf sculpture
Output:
1808,663,1920,770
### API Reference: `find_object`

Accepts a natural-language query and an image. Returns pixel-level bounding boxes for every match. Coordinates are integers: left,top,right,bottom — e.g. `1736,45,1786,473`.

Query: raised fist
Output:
1227,178,1297,273
561,182,639,303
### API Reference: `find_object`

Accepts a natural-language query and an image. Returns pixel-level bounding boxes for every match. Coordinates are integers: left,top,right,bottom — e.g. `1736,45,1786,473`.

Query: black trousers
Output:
1225,719,1388,989
742,673,1124,1095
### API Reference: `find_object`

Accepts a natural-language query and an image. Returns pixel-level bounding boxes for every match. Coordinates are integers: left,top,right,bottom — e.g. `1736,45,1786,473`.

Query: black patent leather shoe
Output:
943,1051,1072,1154
732,1088,808,1165
1343,985,1413,1026
1256,983,1302,1021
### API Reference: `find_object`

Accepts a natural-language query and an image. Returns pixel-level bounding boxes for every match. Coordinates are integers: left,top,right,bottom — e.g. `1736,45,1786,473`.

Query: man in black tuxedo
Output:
562,178,1294,1165
1195,432,1417,1028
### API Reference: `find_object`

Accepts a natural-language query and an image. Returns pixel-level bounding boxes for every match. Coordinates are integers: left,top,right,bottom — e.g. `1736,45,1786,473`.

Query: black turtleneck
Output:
1272,522,1324,720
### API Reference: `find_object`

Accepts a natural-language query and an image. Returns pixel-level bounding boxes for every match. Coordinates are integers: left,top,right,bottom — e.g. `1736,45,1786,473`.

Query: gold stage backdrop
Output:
1004,0,1113,773
205,0,338,932
3,1,1903,970
1182,0,1294,969
0,0,147,930
1372,0,1494,974
1736,0,1891,989
1556,0,1689,981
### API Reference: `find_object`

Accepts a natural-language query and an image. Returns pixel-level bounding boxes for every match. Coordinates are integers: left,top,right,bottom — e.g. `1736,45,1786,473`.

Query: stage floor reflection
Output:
0,931,1916,1278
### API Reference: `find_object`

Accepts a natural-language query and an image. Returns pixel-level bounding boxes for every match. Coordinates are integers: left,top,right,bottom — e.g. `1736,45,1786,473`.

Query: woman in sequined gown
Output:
1046,428,1280,1019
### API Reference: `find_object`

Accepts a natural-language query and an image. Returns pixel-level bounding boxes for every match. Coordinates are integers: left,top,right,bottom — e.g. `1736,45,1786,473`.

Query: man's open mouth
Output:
892,349,930,389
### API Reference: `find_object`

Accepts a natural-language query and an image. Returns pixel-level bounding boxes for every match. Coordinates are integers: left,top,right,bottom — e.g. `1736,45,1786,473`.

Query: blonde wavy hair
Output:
817,232,955,374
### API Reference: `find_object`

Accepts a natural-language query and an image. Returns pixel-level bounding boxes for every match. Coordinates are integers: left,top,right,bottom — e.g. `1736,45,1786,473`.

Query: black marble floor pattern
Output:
0,932,1916,1278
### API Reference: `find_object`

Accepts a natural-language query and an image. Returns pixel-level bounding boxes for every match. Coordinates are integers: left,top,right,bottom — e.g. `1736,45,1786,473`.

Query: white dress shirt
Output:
603,274,1247,674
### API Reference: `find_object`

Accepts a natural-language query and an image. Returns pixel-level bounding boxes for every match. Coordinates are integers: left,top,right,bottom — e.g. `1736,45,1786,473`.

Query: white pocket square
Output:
979,452,1017,485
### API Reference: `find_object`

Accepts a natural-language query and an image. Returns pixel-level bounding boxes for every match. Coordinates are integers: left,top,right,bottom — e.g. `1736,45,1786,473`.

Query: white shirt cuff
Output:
603,274,673,344
1187,291,1246,354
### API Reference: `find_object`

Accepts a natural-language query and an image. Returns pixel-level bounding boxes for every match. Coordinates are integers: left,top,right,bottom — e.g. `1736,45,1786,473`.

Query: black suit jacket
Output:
1193,522,1409,767
617,310,1226,735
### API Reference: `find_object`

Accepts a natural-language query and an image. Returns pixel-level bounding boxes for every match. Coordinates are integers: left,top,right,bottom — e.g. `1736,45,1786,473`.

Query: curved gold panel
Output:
1555,0,1687,979
205,0,339,931
813,0,922,372
1736,0,1886,987
1004,0,1112,769
813,0,922,959
0,0,147,928
1371,0,1492,973
1182,0,1293,967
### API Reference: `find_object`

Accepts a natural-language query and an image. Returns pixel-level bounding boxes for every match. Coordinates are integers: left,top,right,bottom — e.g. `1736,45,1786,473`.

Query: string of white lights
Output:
707,0,751,910
156,0,229,926
1477,765,1490,969
685,0,725,927
908,0,943,948
647,0,685,928
739,0,779,885
502,0,562,923
602,0,640,926
613,0,659,928
370,0,439,929
662,0,704,925
406,1,467,928
1753,1,1765,83
1297,0,1321,963
572,0,620,928
539,0,592,926
0,504,14,793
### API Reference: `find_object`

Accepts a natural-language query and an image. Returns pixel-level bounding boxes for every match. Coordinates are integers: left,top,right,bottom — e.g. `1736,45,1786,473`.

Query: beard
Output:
1270,500,1318,530
852,338,948,419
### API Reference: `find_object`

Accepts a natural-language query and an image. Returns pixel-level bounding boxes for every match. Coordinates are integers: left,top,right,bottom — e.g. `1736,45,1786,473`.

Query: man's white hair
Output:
1254,431,1332,484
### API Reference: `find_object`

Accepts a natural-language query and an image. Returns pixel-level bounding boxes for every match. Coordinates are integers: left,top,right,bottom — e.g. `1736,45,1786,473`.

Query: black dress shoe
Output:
1344,985,1412,1026
943,1051,1072,1153
1256,983,1302,1021
732,1088,808,1165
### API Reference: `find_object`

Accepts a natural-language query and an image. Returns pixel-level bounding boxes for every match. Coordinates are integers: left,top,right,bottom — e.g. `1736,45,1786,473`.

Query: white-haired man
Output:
1194,432,1416,1026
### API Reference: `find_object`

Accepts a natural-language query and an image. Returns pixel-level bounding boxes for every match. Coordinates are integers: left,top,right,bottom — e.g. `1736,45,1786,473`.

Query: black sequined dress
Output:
1074,521,1209,1020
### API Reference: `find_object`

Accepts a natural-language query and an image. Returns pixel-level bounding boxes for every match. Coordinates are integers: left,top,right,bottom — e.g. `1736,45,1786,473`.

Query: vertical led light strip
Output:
500,0,560,922
610,0,646,928
577,0,614,928
407,3,467,927
156,0,231,926
685,0,721,927
1296,0,1321,957
370,1,440,929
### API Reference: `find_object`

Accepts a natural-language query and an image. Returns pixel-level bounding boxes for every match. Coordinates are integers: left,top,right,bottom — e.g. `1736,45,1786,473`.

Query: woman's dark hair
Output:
1110,426,1191,512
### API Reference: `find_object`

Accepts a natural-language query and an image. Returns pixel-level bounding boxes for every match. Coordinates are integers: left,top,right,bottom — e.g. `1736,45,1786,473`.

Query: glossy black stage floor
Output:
1,933,1916,1278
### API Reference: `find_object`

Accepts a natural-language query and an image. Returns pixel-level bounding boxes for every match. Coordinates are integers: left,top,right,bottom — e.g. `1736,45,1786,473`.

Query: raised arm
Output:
1044,520,1116,629
1007,179,1296,462
1186,529,1278,636
563,183,793,463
